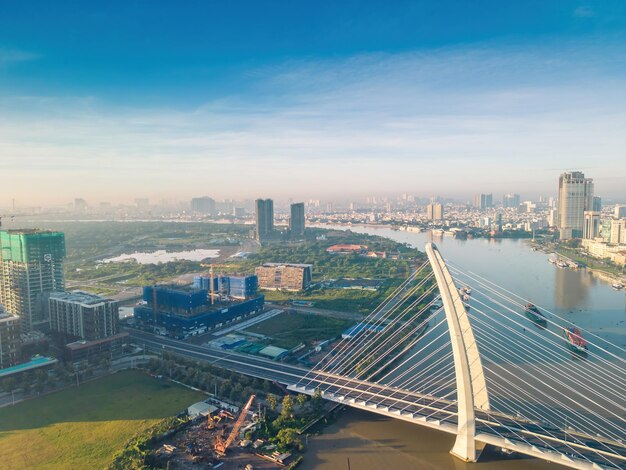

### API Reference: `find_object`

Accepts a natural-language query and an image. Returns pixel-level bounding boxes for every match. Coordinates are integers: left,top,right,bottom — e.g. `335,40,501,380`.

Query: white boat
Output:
612,283,624,290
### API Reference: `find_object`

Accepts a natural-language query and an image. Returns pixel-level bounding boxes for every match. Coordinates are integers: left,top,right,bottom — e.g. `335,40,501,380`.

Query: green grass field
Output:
244,311,354,349
0,370,205,469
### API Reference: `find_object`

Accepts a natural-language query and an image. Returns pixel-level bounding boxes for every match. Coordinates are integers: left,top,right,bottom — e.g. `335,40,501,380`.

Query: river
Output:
301,224,625,470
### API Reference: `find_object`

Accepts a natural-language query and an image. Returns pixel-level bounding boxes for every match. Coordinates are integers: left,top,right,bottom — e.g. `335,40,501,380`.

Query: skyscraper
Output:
290,202,305,238
190,196,216,214
502,193,521,208
426,203,444,221
255,199,274,241
0,229,66,332
593,196,602,212
557,171,594,240
583,211,600,240
473,193,493,209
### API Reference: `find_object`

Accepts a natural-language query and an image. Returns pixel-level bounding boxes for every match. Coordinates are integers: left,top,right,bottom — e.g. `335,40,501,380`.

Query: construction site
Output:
151,396,294,469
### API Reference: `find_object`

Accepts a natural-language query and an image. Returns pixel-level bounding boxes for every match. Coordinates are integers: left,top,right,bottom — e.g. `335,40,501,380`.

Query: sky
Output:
1,1,625,206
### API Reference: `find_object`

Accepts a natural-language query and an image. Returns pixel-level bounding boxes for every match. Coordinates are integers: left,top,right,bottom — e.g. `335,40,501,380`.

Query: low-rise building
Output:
49,291,119,340
255,263,312,291
326,244,367,254
581,239,626,266
64,332,128,362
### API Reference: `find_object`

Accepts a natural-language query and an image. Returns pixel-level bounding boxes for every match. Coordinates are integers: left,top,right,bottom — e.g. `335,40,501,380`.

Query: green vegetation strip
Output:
244,311,354,349
0,370,204,470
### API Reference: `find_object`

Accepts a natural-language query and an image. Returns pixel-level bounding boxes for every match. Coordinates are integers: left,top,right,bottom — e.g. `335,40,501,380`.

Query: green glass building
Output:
0,230,66,332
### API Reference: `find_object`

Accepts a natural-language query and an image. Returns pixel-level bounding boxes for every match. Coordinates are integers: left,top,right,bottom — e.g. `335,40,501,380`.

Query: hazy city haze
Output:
1,1,625,206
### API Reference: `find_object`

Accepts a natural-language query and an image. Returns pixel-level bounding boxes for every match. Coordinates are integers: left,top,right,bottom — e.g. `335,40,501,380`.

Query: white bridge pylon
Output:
425,242,490,462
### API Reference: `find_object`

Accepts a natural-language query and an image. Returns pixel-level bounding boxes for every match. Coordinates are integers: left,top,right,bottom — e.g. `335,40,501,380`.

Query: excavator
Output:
214,395,255,456
207,409,235,429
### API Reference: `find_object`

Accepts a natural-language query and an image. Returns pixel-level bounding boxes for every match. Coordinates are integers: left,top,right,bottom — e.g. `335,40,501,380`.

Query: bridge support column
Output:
425,243,490,462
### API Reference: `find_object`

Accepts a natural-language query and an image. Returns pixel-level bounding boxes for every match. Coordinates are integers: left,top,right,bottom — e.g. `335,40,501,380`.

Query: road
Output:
127,329,625,469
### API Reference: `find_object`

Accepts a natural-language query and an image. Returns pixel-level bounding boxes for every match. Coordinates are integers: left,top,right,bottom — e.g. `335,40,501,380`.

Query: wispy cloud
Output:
0,47,38,65
573,6,595,18
1,42,625,204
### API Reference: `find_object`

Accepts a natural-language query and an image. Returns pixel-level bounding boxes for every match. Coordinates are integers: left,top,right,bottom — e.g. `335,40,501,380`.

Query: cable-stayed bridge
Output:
132,242,625,469
289,243,625,469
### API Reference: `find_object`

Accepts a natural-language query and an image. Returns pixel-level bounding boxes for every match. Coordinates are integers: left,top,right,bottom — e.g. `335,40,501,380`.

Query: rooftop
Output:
0,310,19,323
49,290,114,306
1,228,63,236
260,262,313,268
0,356,57,379
66,332,129,350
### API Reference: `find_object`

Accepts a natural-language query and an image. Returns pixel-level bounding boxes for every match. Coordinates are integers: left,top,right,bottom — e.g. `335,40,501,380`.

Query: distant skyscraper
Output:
255,199,274,241
548,208,558,227
190,196,216,214
473,193,493,209
592,196,602,212
583,211,600,240
426,203,444,221
289,203,305,238
502,193,521,208
0,229,66,332
557,171,594,240
135,198,149,209
615,205,626,219
74,198,88,212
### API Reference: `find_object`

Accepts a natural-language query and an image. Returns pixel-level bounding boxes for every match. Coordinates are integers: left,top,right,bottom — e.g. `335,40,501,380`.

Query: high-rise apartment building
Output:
0,230,66,332
255,199,274,240
190,196,216,214
502,193,521,208
583,211,600,240
615,205,626,219
610,219,626,245
473,193,493,209
557,171,594,240
0,306,20,369
49,291,119,341
290,203,305,238
426,203,444,221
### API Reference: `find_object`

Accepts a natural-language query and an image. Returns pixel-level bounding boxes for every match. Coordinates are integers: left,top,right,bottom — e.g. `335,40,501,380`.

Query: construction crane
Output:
200,262,227,305
214,395,255,456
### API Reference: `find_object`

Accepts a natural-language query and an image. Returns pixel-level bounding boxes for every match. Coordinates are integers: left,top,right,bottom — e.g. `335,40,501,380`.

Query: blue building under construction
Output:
192,274,258,299
134,284,264,338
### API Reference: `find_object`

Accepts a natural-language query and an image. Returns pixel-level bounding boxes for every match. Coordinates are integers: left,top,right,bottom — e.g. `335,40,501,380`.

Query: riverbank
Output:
527,239,626,286
300,408,555,470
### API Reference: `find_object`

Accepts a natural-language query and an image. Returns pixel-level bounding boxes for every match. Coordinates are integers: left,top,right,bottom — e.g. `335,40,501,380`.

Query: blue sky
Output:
1,1,625,205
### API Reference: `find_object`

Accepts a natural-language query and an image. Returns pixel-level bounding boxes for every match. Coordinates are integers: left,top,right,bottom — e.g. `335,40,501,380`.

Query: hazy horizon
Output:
1,1,625,206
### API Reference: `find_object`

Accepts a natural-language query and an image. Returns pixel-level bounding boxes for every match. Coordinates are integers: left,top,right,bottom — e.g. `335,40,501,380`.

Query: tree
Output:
280,395,294,419
275,428,302,451
312,388,324,413
296,394,307,408
1,377,16,393
266,393,278,411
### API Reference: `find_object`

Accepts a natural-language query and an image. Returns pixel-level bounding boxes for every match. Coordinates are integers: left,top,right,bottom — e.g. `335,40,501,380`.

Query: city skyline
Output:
1,1,625,205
